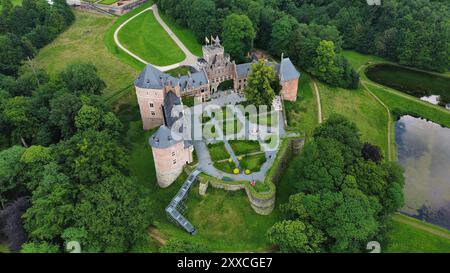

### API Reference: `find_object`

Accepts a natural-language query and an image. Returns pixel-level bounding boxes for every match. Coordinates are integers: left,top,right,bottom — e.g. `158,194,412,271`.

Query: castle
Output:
134,39,300,187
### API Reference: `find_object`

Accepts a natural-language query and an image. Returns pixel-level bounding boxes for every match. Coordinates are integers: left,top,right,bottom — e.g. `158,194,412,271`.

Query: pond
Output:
395,115,450,229
366,64,450,107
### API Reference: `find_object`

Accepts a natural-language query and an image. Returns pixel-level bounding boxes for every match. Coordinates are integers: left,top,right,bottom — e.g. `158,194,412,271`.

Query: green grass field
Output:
99,0,118,5
240,153,266,173
284,72,318,139
104,1,154,71
207,142,230,161
28,11,138,100
318,82,390,159
229,140,261,156
386,214,450,253
159,12,203,57
117,10,185,66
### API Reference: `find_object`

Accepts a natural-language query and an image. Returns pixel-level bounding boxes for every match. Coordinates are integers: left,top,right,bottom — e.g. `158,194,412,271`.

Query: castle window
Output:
172,152,175,156
173,159,177,165
151,111,155,116
149,102,154,108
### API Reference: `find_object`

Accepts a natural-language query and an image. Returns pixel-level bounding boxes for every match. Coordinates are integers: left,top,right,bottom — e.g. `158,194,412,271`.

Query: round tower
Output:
149,126,193,188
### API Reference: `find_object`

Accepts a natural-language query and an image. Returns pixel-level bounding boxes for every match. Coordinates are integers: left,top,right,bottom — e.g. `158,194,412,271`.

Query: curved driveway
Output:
114,4,199,72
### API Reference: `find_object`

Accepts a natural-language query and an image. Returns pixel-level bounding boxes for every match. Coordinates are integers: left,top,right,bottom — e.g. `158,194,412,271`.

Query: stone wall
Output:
281,78,299,102
135,86,164,130
152,141,191,188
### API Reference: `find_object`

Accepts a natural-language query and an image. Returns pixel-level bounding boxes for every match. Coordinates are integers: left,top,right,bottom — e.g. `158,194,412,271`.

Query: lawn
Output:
318,82,390,159
99,0,118,5
221,119,243,135
240,153,266,173
284,72,318,139
365,82,450,128
229,140,261,156
386,214,450,253
117,10,185,66
166,66,191,77
104,1,154,71
213,160,237,174
28,11,138,100
159,11,203,57
207,142,230,161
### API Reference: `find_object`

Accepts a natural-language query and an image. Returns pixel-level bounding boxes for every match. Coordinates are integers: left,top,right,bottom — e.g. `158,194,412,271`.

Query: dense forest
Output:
157,0,449,77
0,0,154,253
267,115,405,252
0,0,74,76
0,62,154,253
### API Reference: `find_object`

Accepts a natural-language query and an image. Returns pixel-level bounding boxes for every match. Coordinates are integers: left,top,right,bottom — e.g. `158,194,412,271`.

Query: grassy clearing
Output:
284,72,318,139
159,12,203,57
341,50,385,71
318,82,389,159
386,214,450,253
104,1,154,71
365,82,450,128
229,140,261,156
27,11,138,99
207,142,229,161
117,10,185,66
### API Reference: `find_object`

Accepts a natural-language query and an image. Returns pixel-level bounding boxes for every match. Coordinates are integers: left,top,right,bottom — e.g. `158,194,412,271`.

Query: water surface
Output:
395,115,450,229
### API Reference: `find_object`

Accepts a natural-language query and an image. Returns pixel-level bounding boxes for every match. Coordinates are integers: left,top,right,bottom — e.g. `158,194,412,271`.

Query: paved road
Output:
113,4,199,72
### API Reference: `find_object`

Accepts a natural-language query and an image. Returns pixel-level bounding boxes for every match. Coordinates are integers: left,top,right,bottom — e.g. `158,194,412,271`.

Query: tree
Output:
267,220,325,253
312,40,339,84
20,145,54,191
0,146,26,208
187,0,219,41
23,163,76,241
160,238,210,253
58,63,106,95
49,91,82,139
73,175,152,252
270,15,298,56
21,241,59,253
222,14,255,62
243,60,276,106
53,130,127,184
75,104,102,132
362,142,383,163
302,189,381,252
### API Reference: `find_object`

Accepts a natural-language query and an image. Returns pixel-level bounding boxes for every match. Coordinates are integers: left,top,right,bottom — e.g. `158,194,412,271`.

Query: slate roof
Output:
236,63,253,79
163,91,182,128
135,64,175,89
235,58,300,82
149,125,183,149
178,71,208,92
278,57,300,82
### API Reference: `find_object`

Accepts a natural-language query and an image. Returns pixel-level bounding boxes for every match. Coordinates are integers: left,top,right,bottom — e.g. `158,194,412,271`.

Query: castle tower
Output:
135,65,172,130
201,36,235,92
149,91,193,188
